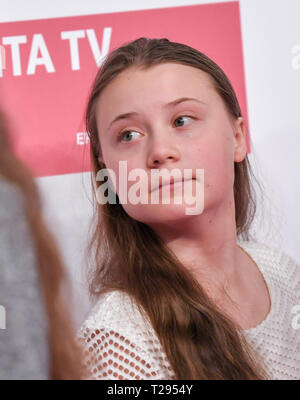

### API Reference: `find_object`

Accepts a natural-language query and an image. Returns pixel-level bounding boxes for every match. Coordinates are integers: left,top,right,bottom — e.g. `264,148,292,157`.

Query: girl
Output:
77,38,300,380
0,110,83,379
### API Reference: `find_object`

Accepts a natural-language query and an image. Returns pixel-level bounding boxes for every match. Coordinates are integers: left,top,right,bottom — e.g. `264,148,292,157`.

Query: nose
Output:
147,135,181,168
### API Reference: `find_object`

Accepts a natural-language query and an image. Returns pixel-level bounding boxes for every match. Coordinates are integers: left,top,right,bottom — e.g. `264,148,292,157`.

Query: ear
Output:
233,117,247,163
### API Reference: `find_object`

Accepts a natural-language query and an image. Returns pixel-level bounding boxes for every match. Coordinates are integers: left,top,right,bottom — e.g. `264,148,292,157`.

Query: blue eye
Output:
119,130,141,142
118,115,194,142
174,116,193,127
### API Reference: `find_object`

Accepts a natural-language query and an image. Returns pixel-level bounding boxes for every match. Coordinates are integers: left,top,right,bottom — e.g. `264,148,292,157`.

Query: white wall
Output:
239,0,300,260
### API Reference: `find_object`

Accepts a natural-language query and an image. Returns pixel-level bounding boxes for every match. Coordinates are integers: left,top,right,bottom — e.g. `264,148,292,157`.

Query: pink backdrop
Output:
0,1,249,178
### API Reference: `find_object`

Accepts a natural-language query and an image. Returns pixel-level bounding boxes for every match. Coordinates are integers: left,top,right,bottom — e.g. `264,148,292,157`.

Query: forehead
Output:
96,63,217,110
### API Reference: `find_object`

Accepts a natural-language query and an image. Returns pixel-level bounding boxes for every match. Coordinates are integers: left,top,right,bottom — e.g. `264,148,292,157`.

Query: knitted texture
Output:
77,240,300,380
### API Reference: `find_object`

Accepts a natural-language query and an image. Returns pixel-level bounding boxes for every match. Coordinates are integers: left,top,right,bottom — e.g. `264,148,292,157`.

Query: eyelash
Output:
117,115,195,142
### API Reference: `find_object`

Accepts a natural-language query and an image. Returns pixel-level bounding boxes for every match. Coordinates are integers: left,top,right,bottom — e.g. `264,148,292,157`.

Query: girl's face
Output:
95,62,247,226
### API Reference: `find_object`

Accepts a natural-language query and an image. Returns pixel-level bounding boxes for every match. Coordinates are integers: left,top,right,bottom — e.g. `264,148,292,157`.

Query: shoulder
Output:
79,290,152,335
238,239,300,298
238,239,300,273
77,290,174,380
238,240,300,379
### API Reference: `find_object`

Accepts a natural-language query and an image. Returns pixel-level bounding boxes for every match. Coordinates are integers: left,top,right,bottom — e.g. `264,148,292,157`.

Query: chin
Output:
124,203,198,225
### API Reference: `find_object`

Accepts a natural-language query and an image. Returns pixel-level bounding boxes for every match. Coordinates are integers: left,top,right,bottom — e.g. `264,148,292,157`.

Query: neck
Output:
149,197,242,299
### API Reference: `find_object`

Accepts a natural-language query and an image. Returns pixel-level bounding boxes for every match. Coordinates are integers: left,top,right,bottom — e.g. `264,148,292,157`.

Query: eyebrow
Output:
107,97,207,130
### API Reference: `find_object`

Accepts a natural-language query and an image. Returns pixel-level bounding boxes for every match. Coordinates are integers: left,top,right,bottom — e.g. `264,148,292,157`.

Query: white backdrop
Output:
1,0,299,328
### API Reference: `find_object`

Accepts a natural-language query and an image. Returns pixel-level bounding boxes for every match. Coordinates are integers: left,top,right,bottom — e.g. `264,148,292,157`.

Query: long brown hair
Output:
0,110,83,379
85,38,269,379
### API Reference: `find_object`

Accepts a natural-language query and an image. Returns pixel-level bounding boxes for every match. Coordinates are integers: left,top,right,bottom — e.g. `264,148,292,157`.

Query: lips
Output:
151,177,195,192
159,177,182,189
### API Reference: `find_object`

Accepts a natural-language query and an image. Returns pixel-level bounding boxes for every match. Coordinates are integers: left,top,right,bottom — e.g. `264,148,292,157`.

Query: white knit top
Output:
77,240,300,380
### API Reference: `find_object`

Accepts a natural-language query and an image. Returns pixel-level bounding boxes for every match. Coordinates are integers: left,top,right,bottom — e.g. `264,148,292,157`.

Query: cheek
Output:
192,138,235,194
103,157,145,199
